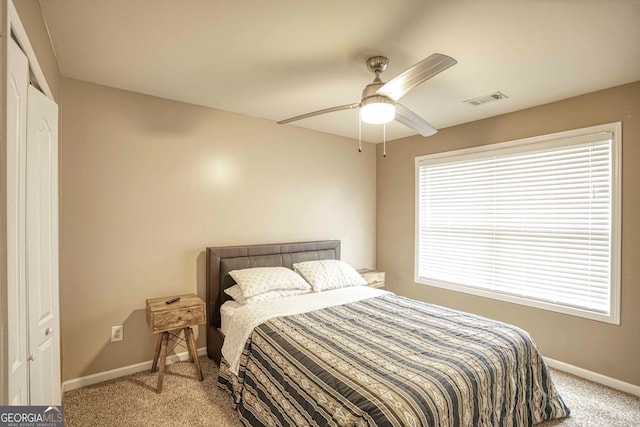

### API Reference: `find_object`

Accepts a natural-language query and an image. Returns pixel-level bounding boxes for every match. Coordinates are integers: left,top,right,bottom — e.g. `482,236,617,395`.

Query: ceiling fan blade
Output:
377,53,457,101
277,103,360,124
394,104,438,137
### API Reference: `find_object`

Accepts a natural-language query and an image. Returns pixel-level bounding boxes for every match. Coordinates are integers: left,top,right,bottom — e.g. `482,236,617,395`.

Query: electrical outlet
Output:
111,325,123,343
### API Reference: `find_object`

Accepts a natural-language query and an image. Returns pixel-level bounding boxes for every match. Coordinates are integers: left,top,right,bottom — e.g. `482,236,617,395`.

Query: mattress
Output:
220,300,242,336
217,291,570,426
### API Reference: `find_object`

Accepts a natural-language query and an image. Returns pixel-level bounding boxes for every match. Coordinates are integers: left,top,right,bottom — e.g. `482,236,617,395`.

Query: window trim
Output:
414,122,621,324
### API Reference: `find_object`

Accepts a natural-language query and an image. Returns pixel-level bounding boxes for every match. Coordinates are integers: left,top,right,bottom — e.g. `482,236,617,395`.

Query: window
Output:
415,123,621,324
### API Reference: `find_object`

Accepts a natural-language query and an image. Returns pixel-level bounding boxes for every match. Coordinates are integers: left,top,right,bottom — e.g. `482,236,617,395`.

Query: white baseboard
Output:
544,357,640,397
61,347,207,393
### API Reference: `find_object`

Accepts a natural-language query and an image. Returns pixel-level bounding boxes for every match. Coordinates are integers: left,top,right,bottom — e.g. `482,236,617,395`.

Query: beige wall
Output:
13,0,61,101
377,81,640,386
59,78,377,381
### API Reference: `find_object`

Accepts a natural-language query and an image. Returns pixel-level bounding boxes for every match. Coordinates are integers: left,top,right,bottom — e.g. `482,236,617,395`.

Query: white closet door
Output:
26,85,60,405
7,38,29,406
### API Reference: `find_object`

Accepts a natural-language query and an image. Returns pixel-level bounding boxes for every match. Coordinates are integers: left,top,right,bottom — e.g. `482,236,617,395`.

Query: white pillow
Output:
228,266,310,298
224,284,310,305
293,260,366,292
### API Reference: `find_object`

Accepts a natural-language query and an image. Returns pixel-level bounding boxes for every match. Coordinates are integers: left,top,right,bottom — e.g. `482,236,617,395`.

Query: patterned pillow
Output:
224,284,311,305
293,260,366,292
228,266,311,298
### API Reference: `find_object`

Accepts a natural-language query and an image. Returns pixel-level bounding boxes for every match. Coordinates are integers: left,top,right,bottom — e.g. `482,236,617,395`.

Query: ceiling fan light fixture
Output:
360,96,396,124
278,53,457,138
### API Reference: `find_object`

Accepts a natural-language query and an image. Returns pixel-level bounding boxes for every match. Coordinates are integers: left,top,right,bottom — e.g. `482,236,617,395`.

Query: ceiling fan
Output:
277,53,457,137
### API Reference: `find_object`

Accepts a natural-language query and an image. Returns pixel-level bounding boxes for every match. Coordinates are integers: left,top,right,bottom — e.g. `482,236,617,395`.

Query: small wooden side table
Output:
358,269,386,288
145,293,206,393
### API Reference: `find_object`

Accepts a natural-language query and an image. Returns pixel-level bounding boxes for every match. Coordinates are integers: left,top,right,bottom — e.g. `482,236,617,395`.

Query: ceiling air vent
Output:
463,91,508,106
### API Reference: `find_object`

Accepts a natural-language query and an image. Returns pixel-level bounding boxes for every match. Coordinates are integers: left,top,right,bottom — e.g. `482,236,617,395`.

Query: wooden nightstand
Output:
146,293,206,393
358,269,386,288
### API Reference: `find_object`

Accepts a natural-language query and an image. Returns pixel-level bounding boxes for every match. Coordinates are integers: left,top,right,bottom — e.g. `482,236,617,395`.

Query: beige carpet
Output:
63,356,640,426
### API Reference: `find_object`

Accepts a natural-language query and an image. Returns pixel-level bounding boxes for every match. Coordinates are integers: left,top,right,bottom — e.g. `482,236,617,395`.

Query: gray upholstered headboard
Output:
205,240,340,328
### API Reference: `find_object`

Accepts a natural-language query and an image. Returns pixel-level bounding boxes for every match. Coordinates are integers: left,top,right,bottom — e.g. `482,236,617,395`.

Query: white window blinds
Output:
415,124,620,323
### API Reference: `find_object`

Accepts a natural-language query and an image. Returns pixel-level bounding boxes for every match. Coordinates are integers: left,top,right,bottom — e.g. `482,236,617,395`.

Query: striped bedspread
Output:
218,293,570,426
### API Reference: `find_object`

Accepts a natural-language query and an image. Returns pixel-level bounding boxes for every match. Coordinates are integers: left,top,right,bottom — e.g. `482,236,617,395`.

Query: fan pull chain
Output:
358,109,362,153
383,123,387,157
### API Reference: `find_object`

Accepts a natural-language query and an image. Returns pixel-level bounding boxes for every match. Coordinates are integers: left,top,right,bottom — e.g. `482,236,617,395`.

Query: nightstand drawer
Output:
151,305,205,332
146,294,206,333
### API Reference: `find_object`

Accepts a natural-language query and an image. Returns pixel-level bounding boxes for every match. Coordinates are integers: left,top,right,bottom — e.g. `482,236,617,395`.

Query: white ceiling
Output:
40,0,640,143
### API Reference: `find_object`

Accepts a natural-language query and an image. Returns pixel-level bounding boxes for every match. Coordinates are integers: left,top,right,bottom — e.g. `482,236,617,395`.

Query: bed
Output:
206,240,570,426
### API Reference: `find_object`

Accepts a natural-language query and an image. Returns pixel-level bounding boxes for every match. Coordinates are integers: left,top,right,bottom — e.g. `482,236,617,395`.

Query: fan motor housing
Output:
362,80,385,100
